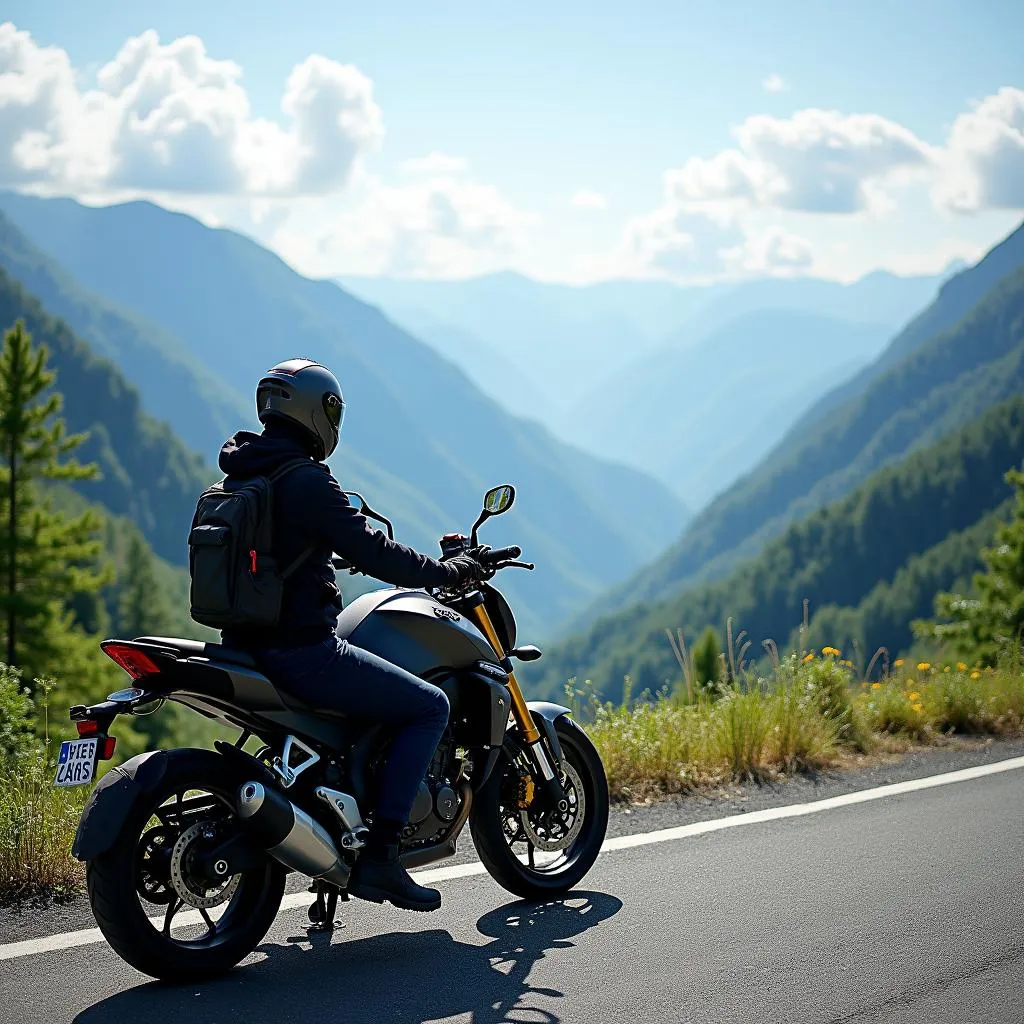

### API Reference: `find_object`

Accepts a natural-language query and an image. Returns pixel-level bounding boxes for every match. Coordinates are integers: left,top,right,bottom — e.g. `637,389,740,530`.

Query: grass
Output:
0,752,87,903
577,648,1024,803
1,647,1023,903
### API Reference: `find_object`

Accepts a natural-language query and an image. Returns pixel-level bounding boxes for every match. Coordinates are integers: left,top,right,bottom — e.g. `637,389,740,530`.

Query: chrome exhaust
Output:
237,781,350,887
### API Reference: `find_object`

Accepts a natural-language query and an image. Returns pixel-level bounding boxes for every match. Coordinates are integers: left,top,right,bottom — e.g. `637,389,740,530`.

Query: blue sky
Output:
2,1,1022,281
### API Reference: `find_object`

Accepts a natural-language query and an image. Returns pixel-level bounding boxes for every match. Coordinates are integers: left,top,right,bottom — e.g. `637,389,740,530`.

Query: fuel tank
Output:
336,589,500,676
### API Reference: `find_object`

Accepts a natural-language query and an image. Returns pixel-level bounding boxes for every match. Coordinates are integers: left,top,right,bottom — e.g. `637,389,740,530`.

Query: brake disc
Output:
519,760,586,852
169,822,241,909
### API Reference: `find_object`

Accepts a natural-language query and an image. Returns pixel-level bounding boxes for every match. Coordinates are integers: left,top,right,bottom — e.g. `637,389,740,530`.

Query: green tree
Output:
693,626,721,688
117,530,172,638
0,321,107,682
918,467,1024,664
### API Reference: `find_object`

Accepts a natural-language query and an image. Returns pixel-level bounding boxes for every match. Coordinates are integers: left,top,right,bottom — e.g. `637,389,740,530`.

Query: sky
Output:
1,1,1022,284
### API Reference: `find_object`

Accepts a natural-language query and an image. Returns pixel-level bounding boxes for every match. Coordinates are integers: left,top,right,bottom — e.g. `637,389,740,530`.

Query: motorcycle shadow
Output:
74,890,623,1024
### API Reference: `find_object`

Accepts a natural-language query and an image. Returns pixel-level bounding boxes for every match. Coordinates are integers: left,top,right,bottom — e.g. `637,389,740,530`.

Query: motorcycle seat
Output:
135,636,258,671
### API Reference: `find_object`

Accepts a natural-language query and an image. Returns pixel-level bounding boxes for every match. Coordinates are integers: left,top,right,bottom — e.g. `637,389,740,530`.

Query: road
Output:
2,760,1023,1024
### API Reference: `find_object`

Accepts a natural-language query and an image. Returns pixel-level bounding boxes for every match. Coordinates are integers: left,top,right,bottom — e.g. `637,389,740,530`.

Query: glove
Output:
442,553,487,587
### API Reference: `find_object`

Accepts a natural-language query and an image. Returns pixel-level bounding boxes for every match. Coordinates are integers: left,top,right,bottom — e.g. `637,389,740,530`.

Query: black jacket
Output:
218,422,453,647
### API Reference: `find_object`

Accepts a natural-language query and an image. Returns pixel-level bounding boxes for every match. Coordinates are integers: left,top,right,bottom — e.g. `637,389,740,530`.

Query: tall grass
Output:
581,646,1024,802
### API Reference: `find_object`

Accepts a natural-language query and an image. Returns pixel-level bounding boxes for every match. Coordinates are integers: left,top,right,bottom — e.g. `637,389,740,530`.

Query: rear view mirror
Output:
483,484,515,516
472,484,516,545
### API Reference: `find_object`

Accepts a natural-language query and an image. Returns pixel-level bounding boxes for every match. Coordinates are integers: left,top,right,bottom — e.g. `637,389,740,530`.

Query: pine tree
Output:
118,530,171,639
919,467,1024,665
0,321,107,683
693,626,721,688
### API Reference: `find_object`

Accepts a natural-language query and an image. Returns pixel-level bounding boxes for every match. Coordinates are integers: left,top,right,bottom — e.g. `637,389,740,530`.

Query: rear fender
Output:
72,750,172,862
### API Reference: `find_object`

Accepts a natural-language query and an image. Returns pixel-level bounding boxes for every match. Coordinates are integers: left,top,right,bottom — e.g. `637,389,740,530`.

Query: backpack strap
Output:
267,457,315,483
268,457,318,580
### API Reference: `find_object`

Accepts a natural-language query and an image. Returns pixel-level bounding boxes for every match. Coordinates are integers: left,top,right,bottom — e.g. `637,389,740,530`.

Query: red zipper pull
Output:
249,549,258,574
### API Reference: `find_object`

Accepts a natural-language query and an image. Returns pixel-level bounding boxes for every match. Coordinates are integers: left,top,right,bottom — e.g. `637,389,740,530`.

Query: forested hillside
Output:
0,269,211,563
0,212,247,456
532,396,1024,698
581,221,1024,623
0,193,690,634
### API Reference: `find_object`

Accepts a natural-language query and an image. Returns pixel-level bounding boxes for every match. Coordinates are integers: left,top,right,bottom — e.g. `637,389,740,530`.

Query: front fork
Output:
466,600,570,813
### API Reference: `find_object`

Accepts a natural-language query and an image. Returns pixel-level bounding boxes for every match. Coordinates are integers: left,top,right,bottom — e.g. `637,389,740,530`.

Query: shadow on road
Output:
74,890,623,1024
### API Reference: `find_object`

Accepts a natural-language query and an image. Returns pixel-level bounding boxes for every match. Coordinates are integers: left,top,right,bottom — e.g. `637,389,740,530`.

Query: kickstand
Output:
307,880,345,933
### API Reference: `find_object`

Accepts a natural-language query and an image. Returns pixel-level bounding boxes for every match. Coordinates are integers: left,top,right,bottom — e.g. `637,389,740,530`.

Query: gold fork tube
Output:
467,604,541,745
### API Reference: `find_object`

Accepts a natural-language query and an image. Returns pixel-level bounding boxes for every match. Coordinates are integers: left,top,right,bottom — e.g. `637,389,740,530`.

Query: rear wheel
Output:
470,717,609,900
86,748,286,982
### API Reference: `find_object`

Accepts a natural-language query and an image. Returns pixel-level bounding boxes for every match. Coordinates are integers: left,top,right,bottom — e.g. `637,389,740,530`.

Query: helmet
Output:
256,358,345,460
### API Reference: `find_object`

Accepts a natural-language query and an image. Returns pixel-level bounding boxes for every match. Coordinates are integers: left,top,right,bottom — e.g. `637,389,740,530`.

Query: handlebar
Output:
480,544,522,564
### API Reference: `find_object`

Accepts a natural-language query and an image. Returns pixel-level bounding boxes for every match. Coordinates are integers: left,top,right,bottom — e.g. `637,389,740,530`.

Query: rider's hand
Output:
442,553,488,588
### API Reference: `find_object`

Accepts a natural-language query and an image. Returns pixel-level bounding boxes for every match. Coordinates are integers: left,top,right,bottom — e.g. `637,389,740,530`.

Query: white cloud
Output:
671,108,935,215
570,189,608,209
0,22,383,196
935,86,1024,213
400,152,467,175
762,73,787,93
270,169,541,279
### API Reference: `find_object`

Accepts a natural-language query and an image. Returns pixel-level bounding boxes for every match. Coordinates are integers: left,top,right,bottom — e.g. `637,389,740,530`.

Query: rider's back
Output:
218,419,454,649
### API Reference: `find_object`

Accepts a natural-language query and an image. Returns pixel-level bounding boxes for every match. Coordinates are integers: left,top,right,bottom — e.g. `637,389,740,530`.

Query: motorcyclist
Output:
218,357,487,912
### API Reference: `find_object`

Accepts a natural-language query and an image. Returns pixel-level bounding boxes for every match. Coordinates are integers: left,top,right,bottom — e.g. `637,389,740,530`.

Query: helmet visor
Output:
323,393,345,434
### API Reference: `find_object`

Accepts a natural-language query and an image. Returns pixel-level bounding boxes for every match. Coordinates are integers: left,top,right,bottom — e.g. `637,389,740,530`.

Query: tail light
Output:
76,720,99,737
98,736,117,761
101,642,161,680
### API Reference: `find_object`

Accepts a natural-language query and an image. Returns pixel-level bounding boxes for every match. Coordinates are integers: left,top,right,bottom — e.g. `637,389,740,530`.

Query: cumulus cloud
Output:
400,152,467,175
271,168,541,278
0,21,382,196
935,86,1024,212
570,189,608,209
762,73,787,93
671,108,935,215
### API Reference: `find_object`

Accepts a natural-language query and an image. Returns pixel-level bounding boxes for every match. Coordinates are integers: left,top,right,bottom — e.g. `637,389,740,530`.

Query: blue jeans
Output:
252,634,450,824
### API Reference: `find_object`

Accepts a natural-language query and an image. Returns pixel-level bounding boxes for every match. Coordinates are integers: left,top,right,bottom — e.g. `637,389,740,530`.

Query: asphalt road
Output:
2,761,1023,1024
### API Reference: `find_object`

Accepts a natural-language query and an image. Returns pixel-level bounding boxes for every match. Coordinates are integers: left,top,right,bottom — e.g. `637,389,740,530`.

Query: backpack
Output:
188,458,316,630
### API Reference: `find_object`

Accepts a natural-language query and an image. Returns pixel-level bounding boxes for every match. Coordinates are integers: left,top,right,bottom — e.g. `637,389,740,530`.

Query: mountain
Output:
342,269,945,425
0,212,247,457
531,395,1024,698
559,310,886,504
581,220,1024,621
0,266,211,564
0,193,690,635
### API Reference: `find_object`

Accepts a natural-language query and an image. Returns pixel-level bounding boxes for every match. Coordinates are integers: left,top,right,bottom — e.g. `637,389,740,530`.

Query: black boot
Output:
348,840,441,913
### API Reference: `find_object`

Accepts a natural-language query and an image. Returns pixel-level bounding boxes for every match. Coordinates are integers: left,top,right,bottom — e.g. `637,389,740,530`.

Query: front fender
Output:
72,750,171,862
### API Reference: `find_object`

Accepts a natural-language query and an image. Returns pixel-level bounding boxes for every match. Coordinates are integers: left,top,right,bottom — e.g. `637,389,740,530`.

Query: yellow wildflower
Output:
957,663,968,672
803,652,815,663
871,682,882,690
908,691,920,701
971,671,981,680
944,666,951,673
917,662,931,672
894,659,904,668
912,703,923,713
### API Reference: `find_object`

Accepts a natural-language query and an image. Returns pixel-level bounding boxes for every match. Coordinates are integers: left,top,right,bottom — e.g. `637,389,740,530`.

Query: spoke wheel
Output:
87,749,286,982
470,717,609,899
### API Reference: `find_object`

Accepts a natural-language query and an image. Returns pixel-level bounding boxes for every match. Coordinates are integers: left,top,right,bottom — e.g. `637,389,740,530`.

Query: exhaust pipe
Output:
237,781,350,887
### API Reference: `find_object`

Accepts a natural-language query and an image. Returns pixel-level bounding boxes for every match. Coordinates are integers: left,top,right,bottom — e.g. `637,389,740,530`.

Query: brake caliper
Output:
516,773,536,809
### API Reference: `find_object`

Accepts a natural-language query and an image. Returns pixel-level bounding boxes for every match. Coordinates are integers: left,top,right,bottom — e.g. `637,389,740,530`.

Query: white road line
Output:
3,752,1023,964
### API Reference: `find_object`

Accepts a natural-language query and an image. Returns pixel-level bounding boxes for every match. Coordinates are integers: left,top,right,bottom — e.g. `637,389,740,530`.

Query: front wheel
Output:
470,717,609,900
86,748,286,982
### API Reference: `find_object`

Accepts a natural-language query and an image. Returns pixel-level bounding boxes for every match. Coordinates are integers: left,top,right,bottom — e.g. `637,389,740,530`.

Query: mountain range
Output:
530,220,1024,695
0,193,691,637
342,266,949,503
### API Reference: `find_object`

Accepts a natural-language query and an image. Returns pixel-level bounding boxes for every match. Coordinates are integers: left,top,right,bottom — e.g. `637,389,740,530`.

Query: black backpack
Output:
188,458,315,630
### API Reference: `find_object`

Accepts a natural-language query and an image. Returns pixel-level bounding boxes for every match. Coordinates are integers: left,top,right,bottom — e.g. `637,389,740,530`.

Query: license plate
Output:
53,739,98,787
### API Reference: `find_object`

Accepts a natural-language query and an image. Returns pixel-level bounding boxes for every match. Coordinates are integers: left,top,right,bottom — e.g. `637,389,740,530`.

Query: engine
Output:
404,739,465,842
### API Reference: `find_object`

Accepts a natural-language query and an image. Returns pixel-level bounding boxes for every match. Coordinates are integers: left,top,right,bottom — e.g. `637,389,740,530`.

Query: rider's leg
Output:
251,633,450,910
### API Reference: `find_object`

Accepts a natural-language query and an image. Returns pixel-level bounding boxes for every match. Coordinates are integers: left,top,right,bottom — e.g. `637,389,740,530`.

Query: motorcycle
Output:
57,484,610,982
